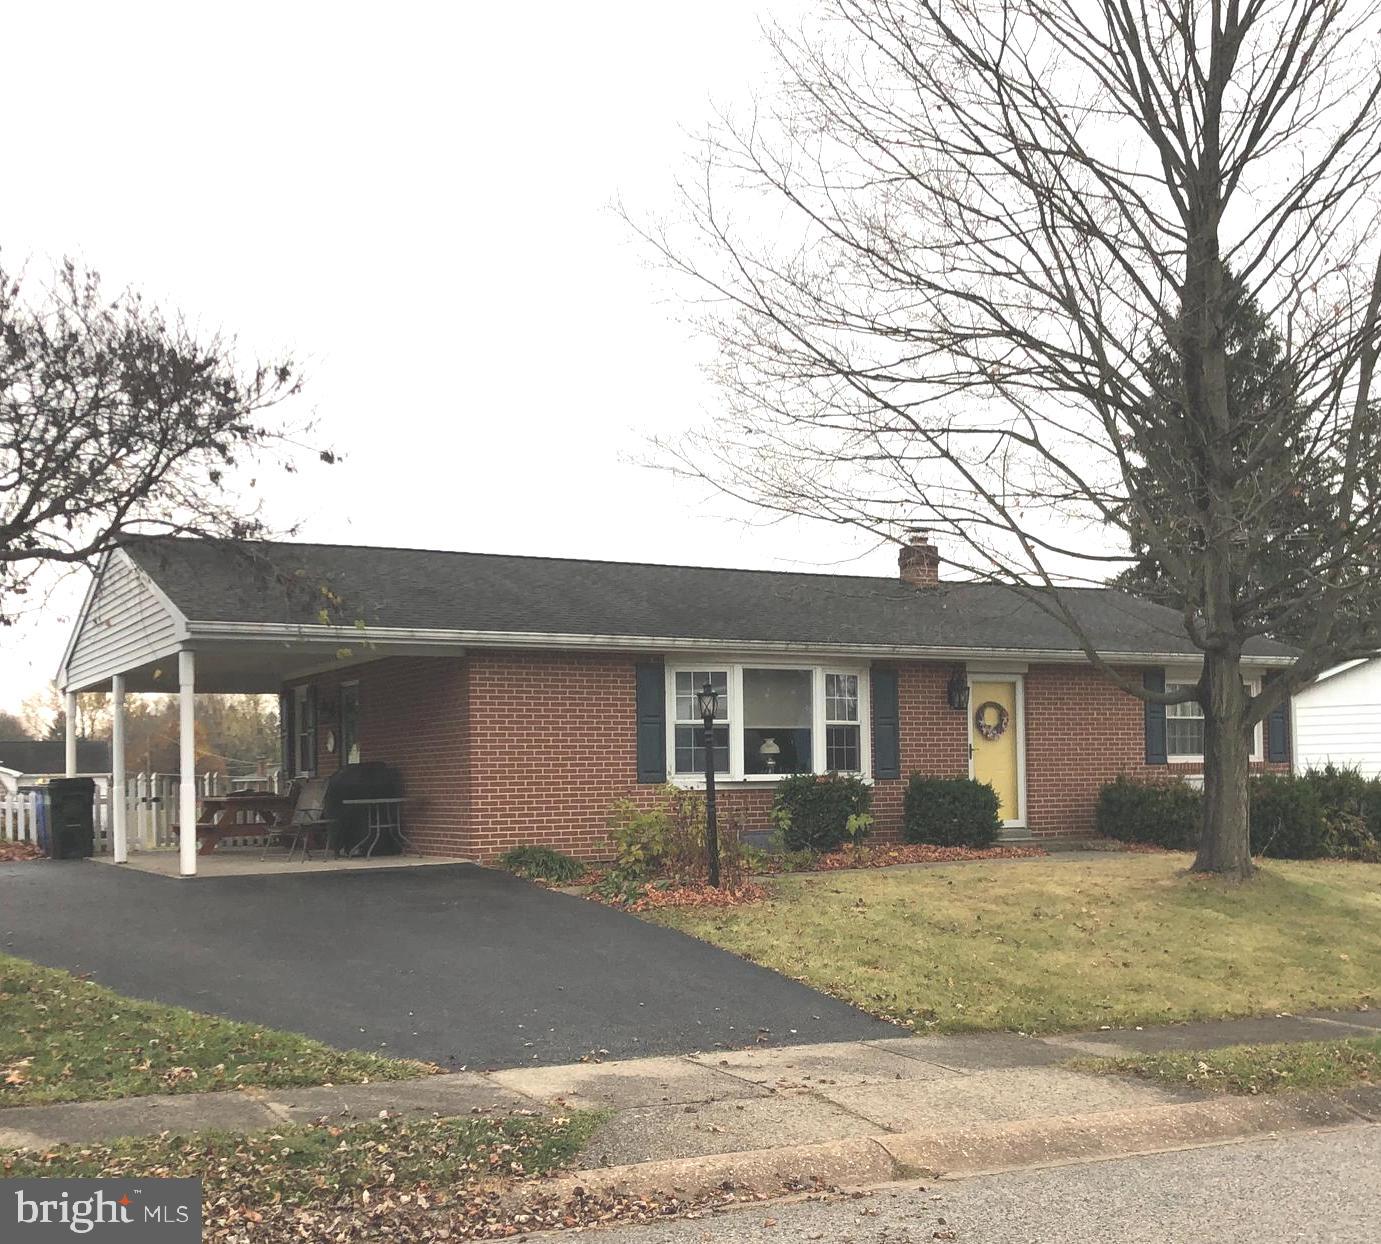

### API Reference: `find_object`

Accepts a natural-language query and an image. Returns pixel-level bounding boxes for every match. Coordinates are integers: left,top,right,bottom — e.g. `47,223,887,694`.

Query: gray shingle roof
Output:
0,740,110,775
124,538,1296,661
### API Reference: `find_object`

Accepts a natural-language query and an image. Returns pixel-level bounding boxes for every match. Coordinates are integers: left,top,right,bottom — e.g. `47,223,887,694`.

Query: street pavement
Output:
594,1124,1381,1242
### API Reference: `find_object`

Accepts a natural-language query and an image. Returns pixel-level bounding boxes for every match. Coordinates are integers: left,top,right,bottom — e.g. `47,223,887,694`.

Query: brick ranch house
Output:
57,535,1295,875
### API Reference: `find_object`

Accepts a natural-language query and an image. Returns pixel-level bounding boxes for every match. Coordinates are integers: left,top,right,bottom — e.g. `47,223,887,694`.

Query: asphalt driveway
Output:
0,861,895,1068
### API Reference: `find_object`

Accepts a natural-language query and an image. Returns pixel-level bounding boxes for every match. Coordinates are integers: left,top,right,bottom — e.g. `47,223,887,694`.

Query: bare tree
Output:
1,257,329,623
0,709,31,740
637,0,1381,878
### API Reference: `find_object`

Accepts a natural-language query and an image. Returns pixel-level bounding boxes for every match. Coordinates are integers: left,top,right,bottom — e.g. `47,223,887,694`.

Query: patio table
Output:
195,792,294,855
339,797,412,858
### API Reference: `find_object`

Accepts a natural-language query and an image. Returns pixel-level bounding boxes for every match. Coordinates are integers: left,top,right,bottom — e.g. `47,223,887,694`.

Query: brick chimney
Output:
899,531,940,588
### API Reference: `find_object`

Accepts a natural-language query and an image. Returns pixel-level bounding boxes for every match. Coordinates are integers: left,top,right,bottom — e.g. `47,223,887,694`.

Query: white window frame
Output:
293,684,316,776
665,659,872,784
1166,674,1262,763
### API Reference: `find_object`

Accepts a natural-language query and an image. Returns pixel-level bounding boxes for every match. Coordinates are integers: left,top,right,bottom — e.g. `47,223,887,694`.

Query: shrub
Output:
774,847,823,873
1299,764,1372,817
903,776,1002,848
1095,769,1381,860
1298,764,1381,850
604,786,753,895
606,796,673,881
1249,774,1327,859
771,773,874,853
1320,809,1381,862
1095,776,1201,849
497,845,585,884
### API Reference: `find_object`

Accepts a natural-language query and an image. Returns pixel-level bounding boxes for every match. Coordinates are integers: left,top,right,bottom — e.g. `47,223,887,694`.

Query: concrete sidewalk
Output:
3,1007,1377,1158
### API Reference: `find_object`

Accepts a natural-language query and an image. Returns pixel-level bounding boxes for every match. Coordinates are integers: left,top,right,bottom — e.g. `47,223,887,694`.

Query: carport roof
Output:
120,536,1297,664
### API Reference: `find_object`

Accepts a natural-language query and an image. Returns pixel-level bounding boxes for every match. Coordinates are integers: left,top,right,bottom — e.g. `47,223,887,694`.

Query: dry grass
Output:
1077,1036,1381,1095
648,854,1381,1033
1,954,431,1106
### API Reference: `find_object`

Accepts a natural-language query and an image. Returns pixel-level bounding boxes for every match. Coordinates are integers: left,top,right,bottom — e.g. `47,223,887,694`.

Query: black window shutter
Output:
1143,668,1167,765
1267,698,1290,763
280,690,294,775
871,668,901,780
634,663,666,784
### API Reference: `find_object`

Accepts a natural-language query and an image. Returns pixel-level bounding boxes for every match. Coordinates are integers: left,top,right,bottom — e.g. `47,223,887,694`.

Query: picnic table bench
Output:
194,791,294,855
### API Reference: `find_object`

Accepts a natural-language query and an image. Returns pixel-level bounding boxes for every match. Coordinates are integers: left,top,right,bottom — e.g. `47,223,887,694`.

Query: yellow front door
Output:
970,679,1020,822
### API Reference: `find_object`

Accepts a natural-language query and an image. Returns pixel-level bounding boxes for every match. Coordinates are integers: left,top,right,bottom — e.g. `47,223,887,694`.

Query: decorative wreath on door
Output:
973,700,1010,742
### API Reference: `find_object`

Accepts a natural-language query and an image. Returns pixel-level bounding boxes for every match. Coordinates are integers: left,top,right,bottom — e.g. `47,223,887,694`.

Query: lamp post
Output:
696,681,721,888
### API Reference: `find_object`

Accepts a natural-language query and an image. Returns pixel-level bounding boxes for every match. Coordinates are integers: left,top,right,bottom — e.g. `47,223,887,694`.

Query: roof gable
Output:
61,551,185,690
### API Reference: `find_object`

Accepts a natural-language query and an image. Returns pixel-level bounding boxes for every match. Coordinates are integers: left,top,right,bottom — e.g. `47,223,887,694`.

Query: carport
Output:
57,546,467,876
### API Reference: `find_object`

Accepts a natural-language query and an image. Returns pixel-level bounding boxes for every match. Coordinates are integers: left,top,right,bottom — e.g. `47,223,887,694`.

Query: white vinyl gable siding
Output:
63,553,185,690
1292,659,1381,777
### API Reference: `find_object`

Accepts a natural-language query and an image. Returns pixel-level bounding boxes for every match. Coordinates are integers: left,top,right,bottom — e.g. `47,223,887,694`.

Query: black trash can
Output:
45,777,96,859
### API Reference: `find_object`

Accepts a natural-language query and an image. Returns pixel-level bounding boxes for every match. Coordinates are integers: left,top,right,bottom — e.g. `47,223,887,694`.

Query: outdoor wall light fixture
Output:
947,669,971,711
698,681,722,888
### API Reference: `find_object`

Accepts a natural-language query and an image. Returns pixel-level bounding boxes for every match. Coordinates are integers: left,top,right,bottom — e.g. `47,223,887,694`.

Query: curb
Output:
504,1090,1380,1206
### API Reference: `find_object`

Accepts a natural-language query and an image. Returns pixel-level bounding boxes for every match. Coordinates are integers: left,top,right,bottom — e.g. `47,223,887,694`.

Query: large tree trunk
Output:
1192,651,1254,879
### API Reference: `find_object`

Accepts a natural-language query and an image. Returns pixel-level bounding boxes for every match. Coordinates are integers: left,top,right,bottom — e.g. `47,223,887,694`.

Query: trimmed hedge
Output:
1095,775,1201,849
771,773,874,852
903,776,1002,848
1249,773,1326,859
1095,767,1381,860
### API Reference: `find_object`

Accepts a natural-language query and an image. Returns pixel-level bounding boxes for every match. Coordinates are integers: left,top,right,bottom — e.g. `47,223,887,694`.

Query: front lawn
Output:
1078,1036,1381,1095
2,1112,596,1204
647,855,1381,1032
2,1112,600,1239
1,954,432,1106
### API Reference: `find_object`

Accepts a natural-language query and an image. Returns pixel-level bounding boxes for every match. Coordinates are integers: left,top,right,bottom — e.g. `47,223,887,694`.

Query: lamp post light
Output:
696,681,722,888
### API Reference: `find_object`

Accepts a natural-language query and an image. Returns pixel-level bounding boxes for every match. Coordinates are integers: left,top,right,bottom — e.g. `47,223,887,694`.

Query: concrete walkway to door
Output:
0,860,896,1069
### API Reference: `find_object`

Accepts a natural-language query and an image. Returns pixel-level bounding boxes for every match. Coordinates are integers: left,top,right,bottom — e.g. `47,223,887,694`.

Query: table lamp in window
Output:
759,736,781,773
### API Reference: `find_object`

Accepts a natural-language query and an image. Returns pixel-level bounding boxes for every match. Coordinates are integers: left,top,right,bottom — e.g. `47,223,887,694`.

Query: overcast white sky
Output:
0,0,905,714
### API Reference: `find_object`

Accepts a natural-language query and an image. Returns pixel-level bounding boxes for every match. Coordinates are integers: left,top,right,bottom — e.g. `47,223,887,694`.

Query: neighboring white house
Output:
1292,659,1381,777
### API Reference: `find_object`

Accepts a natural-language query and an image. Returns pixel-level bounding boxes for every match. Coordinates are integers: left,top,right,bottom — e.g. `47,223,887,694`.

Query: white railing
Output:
0,770,285,854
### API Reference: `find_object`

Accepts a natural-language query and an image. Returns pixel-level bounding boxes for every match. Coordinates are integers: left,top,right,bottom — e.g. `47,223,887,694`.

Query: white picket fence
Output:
0,771,284,854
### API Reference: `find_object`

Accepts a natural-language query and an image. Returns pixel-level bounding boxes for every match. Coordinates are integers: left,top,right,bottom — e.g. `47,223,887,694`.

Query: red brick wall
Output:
285,652,1289,862
286,657,468,855
1023,663,1289,837
870,662,970,842
461,650,780,861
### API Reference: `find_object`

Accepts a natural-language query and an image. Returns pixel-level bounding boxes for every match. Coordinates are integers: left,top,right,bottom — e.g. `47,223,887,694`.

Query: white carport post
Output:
111,674,128,863
178,650,197,877
64,690,78,776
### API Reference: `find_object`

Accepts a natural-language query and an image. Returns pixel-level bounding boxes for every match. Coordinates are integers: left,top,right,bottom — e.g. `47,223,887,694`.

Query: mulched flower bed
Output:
622,880,770,912
0,841,42,863
563,843,1049,910
756,842,1047,872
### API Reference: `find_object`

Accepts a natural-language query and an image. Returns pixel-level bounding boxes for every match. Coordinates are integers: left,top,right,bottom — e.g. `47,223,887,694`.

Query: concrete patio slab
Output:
486,1055,771,1110
813,1066,1196,1131
93,850,473,879
868,1032,1073,1070
689,1039,959,1089
580,1094,888,1166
